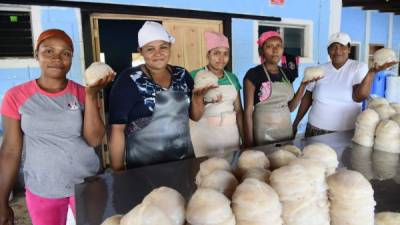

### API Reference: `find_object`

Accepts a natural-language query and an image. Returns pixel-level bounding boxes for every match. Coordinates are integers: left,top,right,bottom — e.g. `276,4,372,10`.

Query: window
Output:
349,43,360,60
258,25,304,57
256,19,313,63
0,10,33,58
368,44,384,68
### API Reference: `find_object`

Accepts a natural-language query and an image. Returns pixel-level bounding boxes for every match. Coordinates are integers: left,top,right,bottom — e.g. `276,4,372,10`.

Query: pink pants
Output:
25,188,76,225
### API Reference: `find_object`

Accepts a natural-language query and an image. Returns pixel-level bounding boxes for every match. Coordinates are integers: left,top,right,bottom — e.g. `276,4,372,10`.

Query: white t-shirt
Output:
306,59,369,131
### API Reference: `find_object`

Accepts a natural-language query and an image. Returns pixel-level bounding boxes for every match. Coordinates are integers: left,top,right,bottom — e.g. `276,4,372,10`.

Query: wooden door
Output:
163,19,223,71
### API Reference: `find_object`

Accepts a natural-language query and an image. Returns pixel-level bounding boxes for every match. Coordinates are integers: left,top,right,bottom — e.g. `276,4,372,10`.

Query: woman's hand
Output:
192,84,218,103
86,71,116,97
190,84,218,121
206,94,223,104
83,71,115,147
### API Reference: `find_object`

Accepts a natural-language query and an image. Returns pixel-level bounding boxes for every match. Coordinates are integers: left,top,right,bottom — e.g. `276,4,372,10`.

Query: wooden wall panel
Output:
164,19,222,71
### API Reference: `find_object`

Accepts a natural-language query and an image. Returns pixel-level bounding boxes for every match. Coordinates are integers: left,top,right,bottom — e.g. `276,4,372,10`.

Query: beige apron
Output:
253,65,294,146
191,71,240,158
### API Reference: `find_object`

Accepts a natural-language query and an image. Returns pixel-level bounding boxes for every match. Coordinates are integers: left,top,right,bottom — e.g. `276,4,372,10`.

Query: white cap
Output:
138,21,175,48
328,32,351,47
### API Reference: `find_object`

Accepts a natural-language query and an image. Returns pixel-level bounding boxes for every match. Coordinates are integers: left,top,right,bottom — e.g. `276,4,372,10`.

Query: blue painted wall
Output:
65,0,323,17
41,7,84,83
64,0,331,71
341,7,366,58
393,16,400,54
342,7,400,62
370,12,389,45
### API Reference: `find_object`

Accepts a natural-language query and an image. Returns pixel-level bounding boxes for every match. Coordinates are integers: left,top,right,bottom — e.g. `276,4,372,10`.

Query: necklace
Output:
143,65,172,88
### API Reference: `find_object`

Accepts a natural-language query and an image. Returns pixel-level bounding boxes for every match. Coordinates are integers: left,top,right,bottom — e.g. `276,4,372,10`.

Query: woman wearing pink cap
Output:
243,31,315,147
190,31,244,157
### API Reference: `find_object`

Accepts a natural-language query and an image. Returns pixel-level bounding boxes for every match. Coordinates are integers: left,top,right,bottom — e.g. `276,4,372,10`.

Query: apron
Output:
125,90,194,169
190,71,240,158
253,65,294,146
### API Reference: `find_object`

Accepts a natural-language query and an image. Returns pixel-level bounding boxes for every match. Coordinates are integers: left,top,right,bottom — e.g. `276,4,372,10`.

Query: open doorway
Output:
97,19,154,74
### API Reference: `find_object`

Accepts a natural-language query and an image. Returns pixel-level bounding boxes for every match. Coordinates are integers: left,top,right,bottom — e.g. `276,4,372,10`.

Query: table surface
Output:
75,130,400,225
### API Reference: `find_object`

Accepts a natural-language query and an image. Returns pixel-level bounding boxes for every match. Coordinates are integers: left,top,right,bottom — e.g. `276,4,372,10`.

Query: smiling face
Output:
328,42,350,68
139,40,171,70
261,37,283,65
36,37,73,79
207,47,229,72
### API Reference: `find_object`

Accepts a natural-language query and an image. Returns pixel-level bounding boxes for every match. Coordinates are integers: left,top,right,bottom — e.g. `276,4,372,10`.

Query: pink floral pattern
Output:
258,81,272,102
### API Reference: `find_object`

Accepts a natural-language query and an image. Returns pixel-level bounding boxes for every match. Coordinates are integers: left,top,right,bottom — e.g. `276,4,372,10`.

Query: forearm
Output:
108,126,126,171
353,70,376,102
288,83,306,112
83,93,105,147
236,110,245,145
293,92,313,128
190,96,205,121
243,110,254,147
0,117,22,209
0,149,21,207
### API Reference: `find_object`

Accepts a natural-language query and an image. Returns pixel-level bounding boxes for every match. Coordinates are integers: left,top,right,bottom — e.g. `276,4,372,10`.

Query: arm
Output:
233,92,245,147
190,84,218,121
352,62,397,102
83,92,105,147
288,76,323,112
243,79,255,147
108,124,126,171
0,116,23,225
292,90,313,134
352,69,376,103
83,73,114,147
288,83,307,112
190,89,206,121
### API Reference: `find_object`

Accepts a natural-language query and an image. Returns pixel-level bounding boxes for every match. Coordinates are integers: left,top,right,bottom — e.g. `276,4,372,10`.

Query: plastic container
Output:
385,75,400,103
371,71,387,97
362,71,388,110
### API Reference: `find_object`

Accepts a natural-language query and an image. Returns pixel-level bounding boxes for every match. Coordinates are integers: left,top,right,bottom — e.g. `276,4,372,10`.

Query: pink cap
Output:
257,31,282,47
204,31,229,52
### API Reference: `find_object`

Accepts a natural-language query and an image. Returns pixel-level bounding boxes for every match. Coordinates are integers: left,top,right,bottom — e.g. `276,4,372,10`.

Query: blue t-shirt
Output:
108,65,194,125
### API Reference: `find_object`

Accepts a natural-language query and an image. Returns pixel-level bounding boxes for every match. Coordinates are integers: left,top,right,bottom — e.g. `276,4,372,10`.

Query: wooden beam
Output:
363,5,400,11
343,0,400,8
380,9,400,14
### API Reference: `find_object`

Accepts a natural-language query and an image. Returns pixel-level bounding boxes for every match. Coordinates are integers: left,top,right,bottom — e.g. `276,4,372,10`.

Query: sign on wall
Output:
270,0,284,5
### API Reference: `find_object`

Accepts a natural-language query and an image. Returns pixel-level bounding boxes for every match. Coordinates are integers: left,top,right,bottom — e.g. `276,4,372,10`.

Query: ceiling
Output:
343,0,400,15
